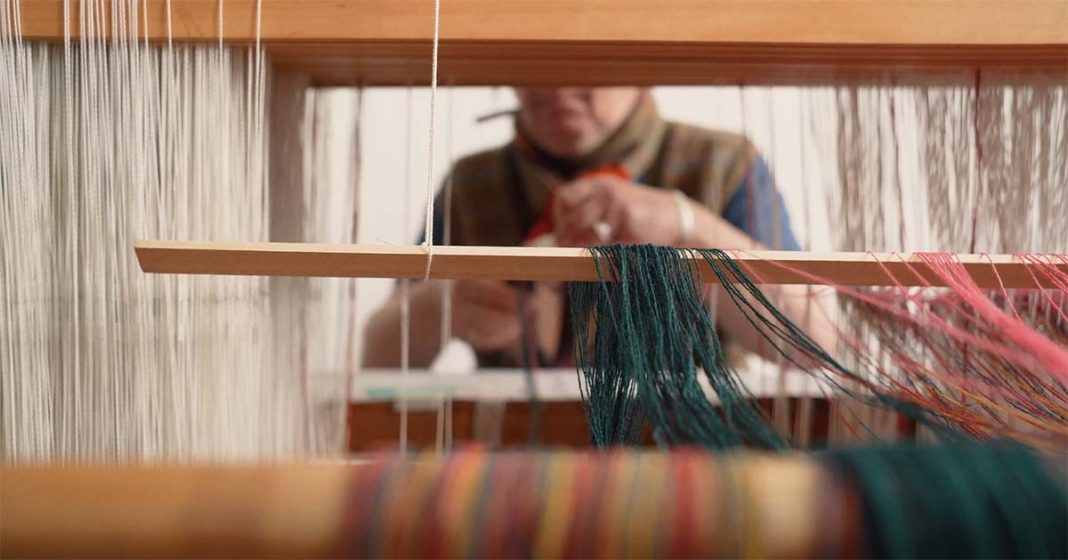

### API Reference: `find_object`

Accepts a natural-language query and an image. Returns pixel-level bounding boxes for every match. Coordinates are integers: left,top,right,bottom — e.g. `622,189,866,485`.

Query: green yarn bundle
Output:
568,244,787,449
567,244,1067,559
568,244,962,448
823,442,1067,559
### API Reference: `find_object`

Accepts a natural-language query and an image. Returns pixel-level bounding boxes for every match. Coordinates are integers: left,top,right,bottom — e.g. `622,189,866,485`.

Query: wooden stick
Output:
134,240,1067,288
19,0,1068,86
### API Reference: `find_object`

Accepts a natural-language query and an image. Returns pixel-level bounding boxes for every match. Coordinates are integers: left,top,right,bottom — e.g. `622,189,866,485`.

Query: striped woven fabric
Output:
338,445,1067,559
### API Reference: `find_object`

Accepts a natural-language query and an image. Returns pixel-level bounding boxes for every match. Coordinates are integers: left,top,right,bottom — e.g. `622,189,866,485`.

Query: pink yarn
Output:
731,250,1061,375
916,252,1068,381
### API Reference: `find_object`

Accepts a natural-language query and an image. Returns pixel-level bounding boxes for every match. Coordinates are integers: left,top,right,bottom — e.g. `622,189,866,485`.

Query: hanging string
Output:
969,69,984,254
217,0,223,48
165,0,172,48
795,91,816,445
440,87,454,349
440,87,455,449
421,0,441,280
398,86,415,454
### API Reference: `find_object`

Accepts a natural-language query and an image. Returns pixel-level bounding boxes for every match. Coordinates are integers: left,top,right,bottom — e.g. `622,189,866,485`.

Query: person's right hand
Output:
414,279,521,353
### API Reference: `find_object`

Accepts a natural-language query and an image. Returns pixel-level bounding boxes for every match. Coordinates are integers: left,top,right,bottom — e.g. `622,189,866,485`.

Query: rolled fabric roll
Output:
2,445,1064,559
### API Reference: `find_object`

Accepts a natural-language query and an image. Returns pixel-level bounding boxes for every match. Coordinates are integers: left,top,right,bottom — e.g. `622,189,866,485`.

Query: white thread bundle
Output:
269,74,363,455
421,0,442,281
795,78,1067,444
0,0,359,460
794,79,1068,254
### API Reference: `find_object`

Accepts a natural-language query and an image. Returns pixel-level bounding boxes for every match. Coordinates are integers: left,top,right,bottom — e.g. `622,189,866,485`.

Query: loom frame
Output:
19,0,1068,86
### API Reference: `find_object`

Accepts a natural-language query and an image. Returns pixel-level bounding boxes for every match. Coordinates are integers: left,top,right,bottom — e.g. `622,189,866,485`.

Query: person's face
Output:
515,87,643,159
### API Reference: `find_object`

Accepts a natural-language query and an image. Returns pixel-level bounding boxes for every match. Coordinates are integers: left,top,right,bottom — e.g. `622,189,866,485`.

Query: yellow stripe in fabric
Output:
596,452,631,559
747,453,821,558
623,452,666,558
440,451,488,558
694,452,727,558
533,452,577,558
738,454,766,559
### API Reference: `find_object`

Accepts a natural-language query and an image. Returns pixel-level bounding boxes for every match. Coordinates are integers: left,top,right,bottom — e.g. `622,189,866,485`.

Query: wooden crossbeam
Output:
20,0,1068,86
134,241,1067,289
0,455,839,559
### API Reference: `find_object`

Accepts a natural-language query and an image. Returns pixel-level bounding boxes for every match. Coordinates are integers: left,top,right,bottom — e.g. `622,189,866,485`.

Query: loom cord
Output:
421,0,441,281
516,283,545,445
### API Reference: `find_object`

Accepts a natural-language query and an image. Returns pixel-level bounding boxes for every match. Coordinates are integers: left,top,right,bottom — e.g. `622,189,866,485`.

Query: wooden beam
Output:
134,241,1068,289
0,455,827,558
19,0,1068,86
1,464,352,559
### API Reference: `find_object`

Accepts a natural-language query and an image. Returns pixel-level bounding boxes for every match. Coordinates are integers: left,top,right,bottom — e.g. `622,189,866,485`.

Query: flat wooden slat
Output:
18,0,1068,85
134,241,1068,289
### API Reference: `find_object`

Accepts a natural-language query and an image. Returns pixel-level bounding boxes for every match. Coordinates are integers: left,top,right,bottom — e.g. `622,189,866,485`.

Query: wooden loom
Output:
5,1,1068,558
22,0,1068,285
19,0,1068,85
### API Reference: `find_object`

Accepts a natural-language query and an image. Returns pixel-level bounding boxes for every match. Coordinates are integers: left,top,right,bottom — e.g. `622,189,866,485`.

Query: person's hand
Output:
414,279,521,352
553,175,687,246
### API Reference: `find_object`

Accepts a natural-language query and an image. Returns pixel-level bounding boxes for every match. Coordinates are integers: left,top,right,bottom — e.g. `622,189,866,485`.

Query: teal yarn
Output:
693,247,966,441
568,245,787,449
822,441,1068,559
568,244,962,448
566,245,1067,559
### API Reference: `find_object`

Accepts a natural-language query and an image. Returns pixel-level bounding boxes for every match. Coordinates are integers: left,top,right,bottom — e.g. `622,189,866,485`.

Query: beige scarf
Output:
509,92,669,220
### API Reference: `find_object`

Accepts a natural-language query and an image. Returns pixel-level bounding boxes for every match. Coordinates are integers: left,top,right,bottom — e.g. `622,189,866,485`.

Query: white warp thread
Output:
0,0,359,461
421,0,441,280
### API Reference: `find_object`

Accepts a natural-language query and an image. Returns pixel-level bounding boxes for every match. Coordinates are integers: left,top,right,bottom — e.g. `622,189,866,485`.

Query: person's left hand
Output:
553,175,686,246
